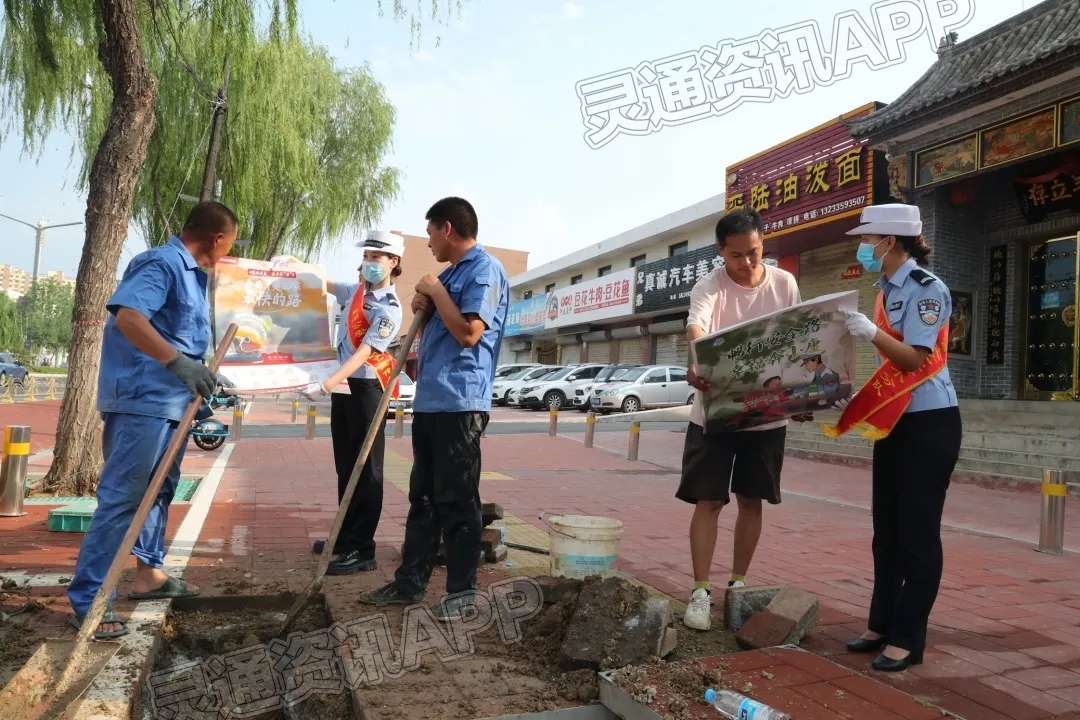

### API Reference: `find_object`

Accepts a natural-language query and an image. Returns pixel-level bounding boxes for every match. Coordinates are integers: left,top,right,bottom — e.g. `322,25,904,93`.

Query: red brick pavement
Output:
5,421,1080,718
0,400,60,454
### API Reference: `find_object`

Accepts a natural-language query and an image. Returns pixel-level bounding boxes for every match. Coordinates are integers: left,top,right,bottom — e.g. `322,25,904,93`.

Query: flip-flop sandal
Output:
127,576,199,601
69,610,129,640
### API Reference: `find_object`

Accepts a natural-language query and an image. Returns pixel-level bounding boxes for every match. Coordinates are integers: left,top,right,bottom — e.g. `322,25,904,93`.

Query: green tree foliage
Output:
18,278,75,353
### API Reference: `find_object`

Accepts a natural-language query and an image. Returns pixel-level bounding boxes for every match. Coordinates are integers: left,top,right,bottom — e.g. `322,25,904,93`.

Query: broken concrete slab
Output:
659,627,677,658
559,576,671,671
724,584,782,631
482,502,504,526
485,544,508,563
736,586,819,650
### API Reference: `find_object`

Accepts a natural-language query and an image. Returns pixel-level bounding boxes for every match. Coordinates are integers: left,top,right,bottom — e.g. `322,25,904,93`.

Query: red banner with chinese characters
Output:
725,104,880,241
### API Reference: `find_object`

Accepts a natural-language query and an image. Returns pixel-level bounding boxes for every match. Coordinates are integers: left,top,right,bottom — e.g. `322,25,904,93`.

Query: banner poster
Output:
692,290,858,432
213,256,339,393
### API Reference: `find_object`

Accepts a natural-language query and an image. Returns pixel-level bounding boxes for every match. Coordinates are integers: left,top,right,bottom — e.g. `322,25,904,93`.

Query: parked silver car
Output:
589,365,691,414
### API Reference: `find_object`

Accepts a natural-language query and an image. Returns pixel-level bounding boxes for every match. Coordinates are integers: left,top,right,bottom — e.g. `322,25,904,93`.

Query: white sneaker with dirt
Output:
728,579,746,589
683,588,712,630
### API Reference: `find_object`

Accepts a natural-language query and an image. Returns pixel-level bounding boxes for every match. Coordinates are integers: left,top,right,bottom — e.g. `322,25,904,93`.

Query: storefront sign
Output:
505,294,548,336
544,268,634,329
1014,156,1080,223
634,247,724,313
725,104,878,239
841,265,863,280
986,245,1008,365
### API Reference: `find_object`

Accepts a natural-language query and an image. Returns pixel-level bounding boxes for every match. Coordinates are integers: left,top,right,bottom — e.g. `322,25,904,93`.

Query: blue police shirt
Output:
878,258,958,413
98,236,211,422
413,246,509,413
331,283,402,381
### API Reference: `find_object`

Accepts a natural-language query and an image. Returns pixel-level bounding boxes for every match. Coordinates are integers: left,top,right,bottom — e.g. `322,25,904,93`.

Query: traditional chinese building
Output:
725,102,892,387
849,0,1080,403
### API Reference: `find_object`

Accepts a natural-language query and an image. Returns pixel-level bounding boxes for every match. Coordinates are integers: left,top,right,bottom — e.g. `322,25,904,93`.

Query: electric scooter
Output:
191,392,239,451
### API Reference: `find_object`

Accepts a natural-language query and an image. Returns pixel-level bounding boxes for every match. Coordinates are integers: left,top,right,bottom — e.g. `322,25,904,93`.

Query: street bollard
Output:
48,377,57,400
0,426,31,517
30,377,40,402
584,411,596,448
230,403,244,441
291,398,300,423
2,383,12,404
394,406,405,438
627,421,640,461
1038,468,1067,555
548,407,558,437
306,404,317,440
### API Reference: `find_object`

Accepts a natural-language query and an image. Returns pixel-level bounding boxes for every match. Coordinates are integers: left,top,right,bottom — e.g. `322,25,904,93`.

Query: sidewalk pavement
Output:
3,400,1080,718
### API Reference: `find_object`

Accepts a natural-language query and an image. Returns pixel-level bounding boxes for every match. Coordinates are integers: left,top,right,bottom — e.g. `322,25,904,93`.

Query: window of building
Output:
523,290,533,299
669,241,688,257
571,274,583,285
597,265,612,277
545,283,556,293
630,254,647,267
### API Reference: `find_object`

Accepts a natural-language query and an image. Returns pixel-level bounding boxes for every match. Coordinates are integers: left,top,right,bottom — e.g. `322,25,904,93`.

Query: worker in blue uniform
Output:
837,203,962,672
66,202,238,640
362,197,509,622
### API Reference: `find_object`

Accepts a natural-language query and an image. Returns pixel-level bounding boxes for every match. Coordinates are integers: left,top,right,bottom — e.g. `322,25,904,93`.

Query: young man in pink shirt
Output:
680,208,806,631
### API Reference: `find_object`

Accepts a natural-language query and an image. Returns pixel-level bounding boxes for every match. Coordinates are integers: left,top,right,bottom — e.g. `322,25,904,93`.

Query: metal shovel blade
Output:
0,639,120,720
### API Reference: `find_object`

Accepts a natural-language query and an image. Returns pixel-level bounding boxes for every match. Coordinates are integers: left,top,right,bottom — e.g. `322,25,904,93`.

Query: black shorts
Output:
676,423,786,505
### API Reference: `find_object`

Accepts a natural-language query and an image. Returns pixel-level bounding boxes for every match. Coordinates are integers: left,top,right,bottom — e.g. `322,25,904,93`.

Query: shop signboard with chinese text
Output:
506,294,548,336
634,249,783,313
986,245,1008,365
725,104,879,240
544,268,635,329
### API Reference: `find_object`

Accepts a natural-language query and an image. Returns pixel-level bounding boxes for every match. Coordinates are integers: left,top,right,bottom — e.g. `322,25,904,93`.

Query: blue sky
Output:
0,0,1028,283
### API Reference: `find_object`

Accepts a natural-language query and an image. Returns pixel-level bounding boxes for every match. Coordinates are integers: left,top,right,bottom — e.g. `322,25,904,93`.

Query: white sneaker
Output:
728,579,746,589
683,587,712,630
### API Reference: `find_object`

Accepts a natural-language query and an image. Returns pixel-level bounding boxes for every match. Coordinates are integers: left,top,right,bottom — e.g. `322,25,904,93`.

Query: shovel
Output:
0,323,238,720
278,310,426,634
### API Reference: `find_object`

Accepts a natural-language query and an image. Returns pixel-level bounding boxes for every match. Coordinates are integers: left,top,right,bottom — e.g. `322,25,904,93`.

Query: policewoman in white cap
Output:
303,230,404,575
828,203,961,672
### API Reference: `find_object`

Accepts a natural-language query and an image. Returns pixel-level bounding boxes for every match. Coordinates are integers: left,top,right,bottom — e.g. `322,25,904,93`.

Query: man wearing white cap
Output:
830,203,961,673
303,230,405,575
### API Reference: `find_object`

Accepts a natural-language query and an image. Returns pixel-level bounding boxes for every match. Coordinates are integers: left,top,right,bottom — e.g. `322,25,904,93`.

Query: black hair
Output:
426,197,478,239
391,260,403,278
183,201,237,236
715,208,764,247
894,234,931,266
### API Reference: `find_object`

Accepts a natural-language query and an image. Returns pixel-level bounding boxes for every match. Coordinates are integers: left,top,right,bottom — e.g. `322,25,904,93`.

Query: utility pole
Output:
0,213,83,285
200,55,232,202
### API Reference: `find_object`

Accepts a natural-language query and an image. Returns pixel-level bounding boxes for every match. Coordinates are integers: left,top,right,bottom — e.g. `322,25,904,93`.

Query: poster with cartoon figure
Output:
213,256,338,392
692,290,858,432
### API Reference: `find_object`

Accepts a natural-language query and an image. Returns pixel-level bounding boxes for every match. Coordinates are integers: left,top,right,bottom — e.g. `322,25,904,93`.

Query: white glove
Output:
301,382,327,401
834,396,850,411
842,309,877,342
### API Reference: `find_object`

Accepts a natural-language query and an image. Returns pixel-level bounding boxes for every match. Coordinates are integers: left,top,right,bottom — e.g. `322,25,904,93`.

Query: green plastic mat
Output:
39,476,203,532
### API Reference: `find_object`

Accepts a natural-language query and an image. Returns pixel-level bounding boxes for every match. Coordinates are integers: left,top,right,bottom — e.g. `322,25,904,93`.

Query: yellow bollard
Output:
548,407,558,437
291,398,300,423
2,382,13,404
1038,469,1067,555
230,403,244,441
306,404,317,440
627,421,640,461
394,406,405,438
48,377,57,400
584,411,596,448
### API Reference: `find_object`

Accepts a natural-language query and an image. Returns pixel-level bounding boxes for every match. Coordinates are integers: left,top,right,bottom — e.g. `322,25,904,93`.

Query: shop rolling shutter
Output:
514,350,532,363
798,239,880,386
654,333,689,366
560,344,582,364
618,337,650,365
588,341,612,363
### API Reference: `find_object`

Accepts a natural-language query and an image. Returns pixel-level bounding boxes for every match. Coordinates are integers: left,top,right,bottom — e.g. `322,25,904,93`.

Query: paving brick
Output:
737,610,798,650
1004,665,1080,691
1022,645,1080,665
724,584,782,631
830,674,946,720
981,674,1080,715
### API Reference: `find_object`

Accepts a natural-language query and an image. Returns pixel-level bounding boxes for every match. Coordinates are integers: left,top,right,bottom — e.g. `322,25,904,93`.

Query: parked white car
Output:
589,365,692,414
573,363,641,411
495,363,539,381
387,374,416,415
492,365,559,406
517,364,606,411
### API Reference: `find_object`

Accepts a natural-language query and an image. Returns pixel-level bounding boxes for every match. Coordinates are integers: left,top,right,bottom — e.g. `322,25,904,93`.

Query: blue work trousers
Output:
67,412,184,616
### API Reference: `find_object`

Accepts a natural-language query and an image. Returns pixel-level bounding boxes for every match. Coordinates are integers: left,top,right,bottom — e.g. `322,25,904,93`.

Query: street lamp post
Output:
0,212,83,285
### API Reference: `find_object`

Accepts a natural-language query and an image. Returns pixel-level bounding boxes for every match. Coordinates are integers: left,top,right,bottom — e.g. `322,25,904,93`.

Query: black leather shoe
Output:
360,581,426,606
871,650,923,672
326,550,378,576
847,635,887,653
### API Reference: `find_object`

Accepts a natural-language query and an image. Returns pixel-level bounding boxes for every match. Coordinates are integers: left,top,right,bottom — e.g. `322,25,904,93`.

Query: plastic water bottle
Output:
704,688,790,720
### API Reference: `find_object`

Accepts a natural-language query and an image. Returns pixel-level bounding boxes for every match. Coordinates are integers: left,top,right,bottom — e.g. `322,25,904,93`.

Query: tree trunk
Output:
43,0,158,495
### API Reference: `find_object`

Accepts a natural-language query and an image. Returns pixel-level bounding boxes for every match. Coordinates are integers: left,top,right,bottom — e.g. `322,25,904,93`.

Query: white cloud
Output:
562,2,583,20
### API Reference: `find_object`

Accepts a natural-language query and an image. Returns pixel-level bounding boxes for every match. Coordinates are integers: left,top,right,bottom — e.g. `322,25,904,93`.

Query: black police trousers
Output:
868,406,962,656
330,378,386,558
394,411,489,596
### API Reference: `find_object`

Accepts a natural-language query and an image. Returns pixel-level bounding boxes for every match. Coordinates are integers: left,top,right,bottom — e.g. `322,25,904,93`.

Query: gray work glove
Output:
166,353,217,399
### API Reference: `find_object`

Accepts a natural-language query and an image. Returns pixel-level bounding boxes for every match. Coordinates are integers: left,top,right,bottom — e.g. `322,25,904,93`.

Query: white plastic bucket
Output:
547,515,624,579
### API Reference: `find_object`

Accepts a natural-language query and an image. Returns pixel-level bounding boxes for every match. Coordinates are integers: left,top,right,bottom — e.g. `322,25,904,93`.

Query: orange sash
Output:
823,293,948,440
347,285,399,399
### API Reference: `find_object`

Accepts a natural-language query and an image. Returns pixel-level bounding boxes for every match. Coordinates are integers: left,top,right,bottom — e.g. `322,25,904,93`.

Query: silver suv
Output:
517,364,606,411
589,365,692,414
